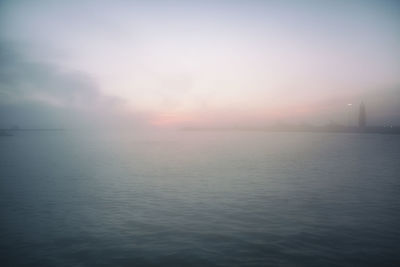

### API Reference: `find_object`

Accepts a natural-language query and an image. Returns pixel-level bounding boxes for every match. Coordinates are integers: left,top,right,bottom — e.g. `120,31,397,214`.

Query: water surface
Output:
1,131,399,266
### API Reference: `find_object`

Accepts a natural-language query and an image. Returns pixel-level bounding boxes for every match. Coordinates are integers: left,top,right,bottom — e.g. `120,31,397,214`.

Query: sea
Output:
1,130,400,266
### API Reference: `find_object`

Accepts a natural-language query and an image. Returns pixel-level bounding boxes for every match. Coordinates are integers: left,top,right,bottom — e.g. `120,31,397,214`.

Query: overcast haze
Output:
1,0,400,129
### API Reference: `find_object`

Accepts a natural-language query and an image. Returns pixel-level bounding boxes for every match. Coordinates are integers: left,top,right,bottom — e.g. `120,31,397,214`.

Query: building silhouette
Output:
358,102,366,129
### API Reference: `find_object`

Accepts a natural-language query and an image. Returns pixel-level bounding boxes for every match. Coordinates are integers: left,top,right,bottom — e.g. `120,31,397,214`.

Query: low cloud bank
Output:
0,42,148,129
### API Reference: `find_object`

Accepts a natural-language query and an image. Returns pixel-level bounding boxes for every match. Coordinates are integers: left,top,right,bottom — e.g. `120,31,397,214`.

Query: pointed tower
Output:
358,102,366,129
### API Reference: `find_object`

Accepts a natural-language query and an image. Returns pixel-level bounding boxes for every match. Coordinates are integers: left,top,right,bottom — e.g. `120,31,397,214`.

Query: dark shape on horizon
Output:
359,102,366,129
0,130,13,136
182,100,400,134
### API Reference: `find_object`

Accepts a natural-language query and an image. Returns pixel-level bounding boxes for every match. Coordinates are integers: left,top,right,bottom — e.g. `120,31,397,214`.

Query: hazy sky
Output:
1,0,399,128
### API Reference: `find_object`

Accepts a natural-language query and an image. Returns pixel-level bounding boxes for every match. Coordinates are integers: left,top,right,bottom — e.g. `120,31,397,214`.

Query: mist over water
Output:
1,0,400,266
1,130,400,266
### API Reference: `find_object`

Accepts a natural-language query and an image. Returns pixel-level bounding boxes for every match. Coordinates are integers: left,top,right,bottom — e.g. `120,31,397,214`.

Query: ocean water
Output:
1,130,400,266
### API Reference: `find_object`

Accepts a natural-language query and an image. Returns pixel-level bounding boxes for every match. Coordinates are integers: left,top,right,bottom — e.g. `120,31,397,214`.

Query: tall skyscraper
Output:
359,102,366,129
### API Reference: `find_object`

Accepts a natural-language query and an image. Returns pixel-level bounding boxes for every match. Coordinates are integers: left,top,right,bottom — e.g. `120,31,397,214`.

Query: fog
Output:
1,0,399,129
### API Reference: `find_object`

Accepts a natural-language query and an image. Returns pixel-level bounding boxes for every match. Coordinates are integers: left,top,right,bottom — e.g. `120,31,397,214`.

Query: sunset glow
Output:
2,2,400,266
1,0,399,128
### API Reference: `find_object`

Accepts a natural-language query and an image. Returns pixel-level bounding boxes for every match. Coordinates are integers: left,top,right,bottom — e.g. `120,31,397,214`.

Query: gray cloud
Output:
0,42,146,129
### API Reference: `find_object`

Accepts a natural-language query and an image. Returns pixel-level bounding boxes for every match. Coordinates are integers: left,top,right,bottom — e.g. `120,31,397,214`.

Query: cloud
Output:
0,41,147,129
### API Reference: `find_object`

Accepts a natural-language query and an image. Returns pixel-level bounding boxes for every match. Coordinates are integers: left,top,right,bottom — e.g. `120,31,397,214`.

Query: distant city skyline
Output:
359,102,366,129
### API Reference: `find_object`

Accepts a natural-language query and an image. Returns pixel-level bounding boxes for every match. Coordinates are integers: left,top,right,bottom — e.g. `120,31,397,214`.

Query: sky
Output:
1,0,400,128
